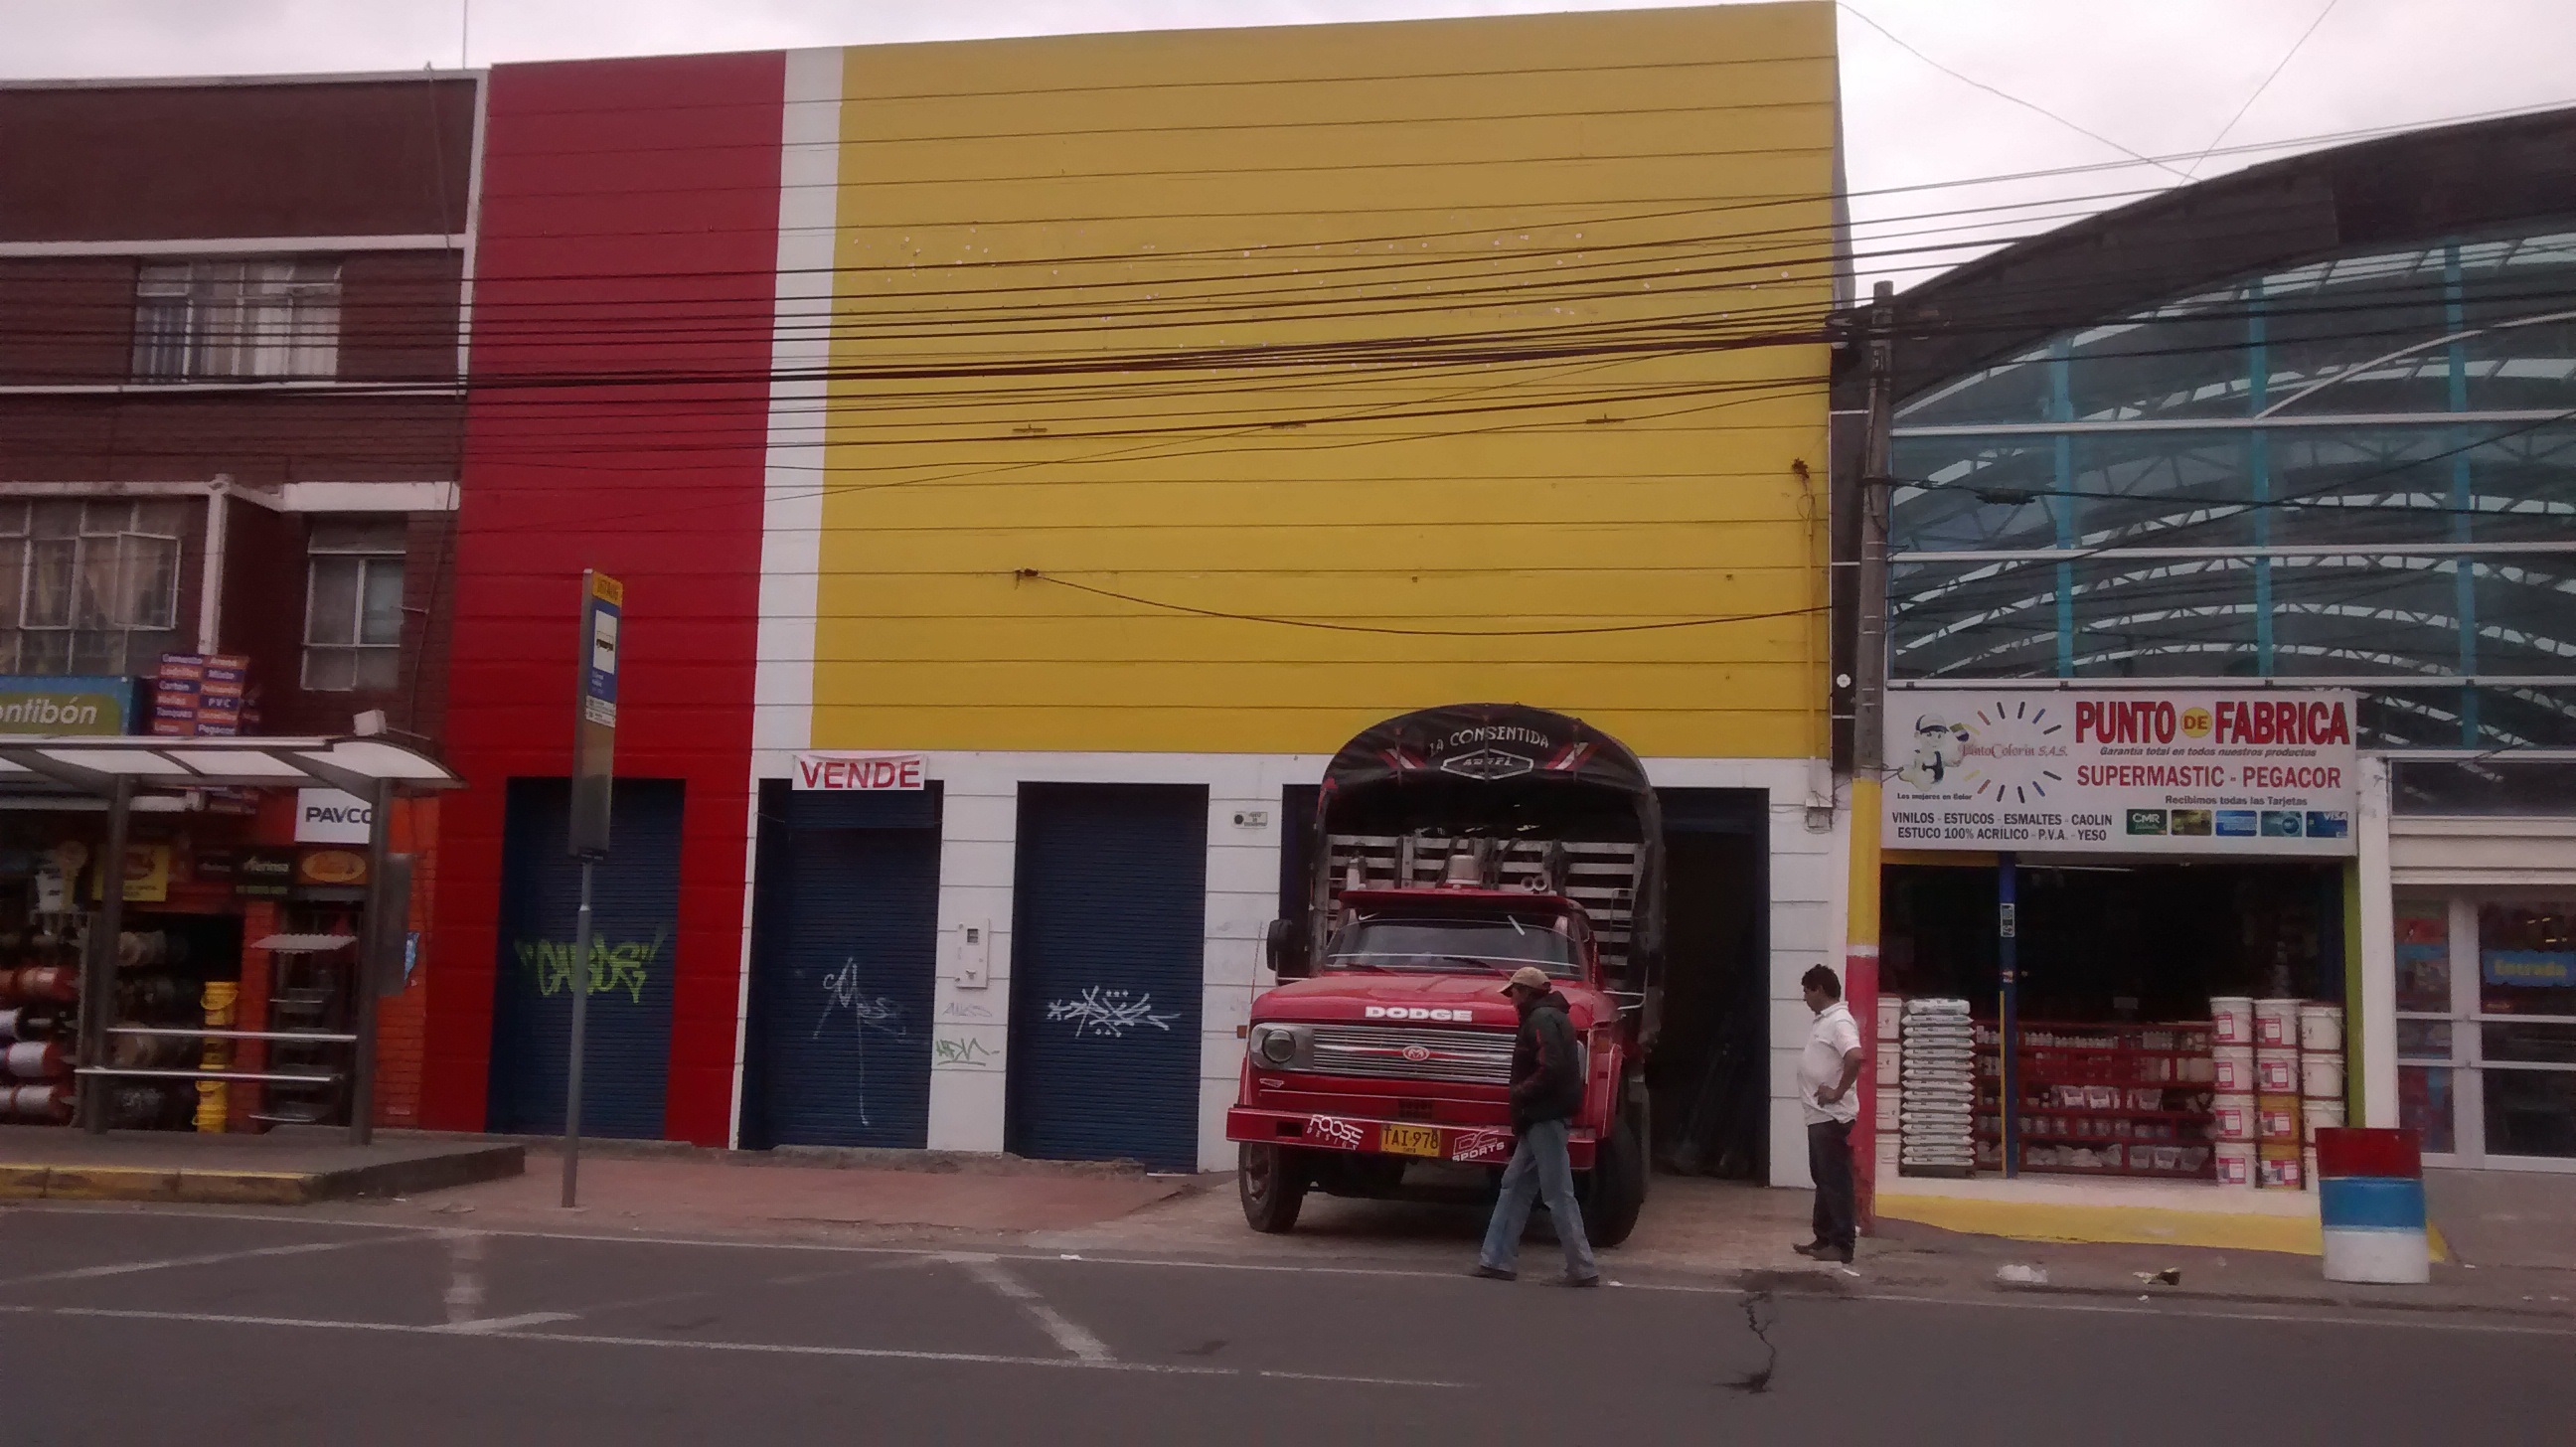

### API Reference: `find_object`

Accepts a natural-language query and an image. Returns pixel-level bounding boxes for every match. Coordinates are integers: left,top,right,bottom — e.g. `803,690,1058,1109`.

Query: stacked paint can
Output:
0,968,77,1124
2208,997,2257,1185
2315,1127,2430,1284
195,981,239,1133
1873,995,1904,1178
1898,998,1976,1176
2299,1003,2345,1188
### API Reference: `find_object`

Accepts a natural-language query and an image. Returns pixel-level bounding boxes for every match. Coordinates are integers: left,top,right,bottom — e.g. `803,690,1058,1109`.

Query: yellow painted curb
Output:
41,1167,183,1202
0,1164,50,1199
1880,1192,2323,1256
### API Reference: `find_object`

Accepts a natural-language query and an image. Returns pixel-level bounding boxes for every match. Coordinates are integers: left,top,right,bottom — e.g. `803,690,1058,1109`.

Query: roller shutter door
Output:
486,777,683,1139
1007,784,1207,1170
739,782,942,1149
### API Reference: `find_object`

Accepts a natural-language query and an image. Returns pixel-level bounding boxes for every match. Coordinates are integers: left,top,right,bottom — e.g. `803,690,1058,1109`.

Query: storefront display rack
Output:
1973,1020,2218,1180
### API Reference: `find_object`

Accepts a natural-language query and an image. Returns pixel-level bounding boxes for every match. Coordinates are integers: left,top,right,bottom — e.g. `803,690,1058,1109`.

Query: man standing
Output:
1795,964,1865,1265
1471,966,1600,1286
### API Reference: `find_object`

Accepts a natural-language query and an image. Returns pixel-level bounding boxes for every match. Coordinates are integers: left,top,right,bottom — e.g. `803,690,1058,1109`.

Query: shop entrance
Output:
2393,891,2576,1171
1885,858,2346,1184
1646,789,1767,1179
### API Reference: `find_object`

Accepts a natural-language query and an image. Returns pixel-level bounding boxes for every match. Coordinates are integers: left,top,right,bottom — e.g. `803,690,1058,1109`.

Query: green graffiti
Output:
514,929,664,1005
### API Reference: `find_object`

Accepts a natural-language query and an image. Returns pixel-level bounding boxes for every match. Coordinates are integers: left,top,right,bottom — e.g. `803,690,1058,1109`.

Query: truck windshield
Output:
1325,915,1579,976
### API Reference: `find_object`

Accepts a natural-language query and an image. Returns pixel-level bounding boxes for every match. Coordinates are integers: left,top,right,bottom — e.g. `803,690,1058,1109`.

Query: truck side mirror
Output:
1265,918,1309,978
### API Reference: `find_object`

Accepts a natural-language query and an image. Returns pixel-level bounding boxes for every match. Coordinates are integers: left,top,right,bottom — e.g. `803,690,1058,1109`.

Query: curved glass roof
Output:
1887,229,2576,751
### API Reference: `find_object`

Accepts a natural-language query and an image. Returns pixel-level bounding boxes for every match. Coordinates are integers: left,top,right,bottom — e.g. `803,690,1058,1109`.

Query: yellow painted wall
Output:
813,3,1841,758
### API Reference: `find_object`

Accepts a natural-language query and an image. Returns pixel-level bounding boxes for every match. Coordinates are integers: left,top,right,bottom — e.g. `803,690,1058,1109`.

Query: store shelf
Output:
1977,1105,2211,1122
2013,1164,2218,1181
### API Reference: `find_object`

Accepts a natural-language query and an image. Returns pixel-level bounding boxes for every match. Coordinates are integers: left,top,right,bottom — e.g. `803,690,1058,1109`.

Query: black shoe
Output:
1469,1263,1517,1282
1791,1240,1829,1259
1827,1244,1854,1264
1560,1272,1603,1288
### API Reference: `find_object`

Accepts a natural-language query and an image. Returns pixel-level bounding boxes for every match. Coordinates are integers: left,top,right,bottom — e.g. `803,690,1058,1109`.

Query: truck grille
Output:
1306,1025,1516,1086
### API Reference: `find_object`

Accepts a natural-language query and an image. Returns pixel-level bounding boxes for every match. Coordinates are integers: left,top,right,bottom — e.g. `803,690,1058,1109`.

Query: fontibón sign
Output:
794,752,926,791
0,676,130,735
1883,688,2359,856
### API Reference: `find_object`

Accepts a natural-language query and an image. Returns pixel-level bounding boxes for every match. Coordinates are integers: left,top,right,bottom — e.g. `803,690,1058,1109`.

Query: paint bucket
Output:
2299,1002,2343,1053
1877,995,1905,1043
2210,996,2255,1045
2255,1046,2300,1095
1875,1089,1903,1131
2,1041,64,1078
2255,999,2301,1047
2257,1141,2304,1190
2256,1094,2301,1140
1876,1044,1903,1081
193,1078,226,1133
2211,1093,2257,1142
2303,1097,2345,1137
2304,1146,2320,1191
202,980,239,1029
2302,1051,2345,1101
14,966,75,1003
2213,1046,2255,1094
2215,1140,2256,1187
4,1082,71,1122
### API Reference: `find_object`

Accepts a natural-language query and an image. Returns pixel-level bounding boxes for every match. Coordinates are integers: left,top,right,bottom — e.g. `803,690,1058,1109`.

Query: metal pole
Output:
80,777,134,1134
1848,278,1898,1226
1998,851,2019,1180
561,858,594,1208
348,778,395,1147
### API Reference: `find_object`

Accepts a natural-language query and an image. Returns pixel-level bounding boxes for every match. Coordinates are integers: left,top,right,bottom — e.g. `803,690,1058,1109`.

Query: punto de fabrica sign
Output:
1883,689,2359,856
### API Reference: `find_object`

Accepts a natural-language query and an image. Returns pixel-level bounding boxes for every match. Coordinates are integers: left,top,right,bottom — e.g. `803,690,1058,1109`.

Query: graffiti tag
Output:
515,930,663,1005
1045,986,1180,1039
814,958,907,1129
932,1036,999,1069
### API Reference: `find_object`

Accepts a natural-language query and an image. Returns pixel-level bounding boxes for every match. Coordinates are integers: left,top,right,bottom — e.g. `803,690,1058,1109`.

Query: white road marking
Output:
0,1236,382,1287
15,1203,2569,1339
442,1230,484,1325
950,1252,1115,1363
45,1307,1457,1386
438,1311,581,1334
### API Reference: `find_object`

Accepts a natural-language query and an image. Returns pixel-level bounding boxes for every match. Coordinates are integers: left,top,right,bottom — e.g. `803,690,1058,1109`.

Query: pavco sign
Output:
295,788,375,844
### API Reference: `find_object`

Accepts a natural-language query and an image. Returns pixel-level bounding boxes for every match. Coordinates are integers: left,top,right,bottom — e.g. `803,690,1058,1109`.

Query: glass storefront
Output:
2391,892,2576,1168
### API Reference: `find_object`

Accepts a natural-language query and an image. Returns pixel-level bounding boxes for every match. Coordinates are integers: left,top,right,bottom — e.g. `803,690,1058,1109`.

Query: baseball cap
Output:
1501,965,1550,994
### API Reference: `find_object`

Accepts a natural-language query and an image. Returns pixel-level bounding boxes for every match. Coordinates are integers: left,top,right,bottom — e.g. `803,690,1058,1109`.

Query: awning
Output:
0,734,462,798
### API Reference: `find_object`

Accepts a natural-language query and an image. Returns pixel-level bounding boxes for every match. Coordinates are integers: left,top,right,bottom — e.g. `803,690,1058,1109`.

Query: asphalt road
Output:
2,1206,2569,1445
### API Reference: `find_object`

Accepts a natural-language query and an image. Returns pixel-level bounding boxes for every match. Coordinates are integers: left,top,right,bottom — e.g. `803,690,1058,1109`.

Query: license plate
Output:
1379,1124,1443,1158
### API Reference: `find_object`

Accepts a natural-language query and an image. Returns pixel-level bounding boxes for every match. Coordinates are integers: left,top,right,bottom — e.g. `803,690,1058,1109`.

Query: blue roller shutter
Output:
1007,784,1207,1170
486,777,683,1139
739,781,942,1150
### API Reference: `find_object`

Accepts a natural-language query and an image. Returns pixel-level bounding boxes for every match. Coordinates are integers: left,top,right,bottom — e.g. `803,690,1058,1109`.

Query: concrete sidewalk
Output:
0,1125,521,1205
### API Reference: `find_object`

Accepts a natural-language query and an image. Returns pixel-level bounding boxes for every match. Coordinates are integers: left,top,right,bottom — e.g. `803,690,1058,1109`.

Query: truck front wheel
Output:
1580,1105,1648,1248
1239,1142,1309,1233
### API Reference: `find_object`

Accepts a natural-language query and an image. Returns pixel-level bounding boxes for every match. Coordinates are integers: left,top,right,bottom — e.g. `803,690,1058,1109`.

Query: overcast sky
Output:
6,0,2573,291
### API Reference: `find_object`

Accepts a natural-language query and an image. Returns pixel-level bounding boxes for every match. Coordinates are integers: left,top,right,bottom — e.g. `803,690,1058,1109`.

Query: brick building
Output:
0,74,475,1130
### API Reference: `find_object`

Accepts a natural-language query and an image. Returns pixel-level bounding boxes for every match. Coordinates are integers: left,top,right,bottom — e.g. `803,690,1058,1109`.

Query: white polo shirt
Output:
1799,1000,1863,1126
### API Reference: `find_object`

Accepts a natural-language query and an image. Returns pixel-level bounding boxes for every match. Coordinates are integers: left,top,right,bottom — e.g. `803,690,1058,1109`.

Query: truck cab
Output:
1227,704,1660,1245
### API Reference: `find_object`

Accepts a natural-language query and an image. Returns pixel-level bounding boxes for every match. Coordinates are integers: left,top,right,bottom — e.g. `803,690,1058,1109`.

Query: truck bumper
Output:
1225,1107,1596,1170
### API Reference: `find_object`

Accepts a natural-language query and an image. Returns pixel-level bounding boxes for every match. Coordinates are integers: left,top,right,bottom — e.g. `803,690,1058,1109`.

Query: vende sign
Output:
1883,688,2358,856
794,752,926,791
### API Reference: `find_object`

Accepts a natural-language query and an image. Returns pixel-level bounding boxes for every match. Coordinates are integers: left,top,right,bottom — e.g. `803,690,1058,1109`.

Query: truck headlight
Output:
1249,1024,1300,1066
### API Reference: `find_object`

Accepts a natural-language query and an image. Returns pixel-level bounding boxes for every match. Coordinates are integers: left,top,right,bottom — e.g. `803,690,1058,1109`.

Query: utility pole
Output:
1846,279,1897,1230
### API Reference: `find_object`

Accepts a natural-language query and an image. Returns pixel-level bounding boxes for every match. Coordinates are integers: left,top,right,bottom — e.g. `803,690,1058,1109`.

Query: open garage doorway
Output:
1649,789,1768,1179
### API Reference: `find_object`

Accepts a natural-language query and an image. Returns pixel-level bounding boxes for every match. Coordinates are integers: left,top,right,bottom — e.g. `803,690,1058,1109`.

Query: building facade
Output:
422,4,1852,1179
0,75,474,1129
1856,105,2576,1178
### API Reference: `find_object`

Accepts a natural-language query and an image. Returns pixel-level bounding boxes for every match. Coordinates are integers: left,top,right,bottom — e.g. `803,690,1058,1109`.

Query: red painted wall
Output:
425,53,784,1143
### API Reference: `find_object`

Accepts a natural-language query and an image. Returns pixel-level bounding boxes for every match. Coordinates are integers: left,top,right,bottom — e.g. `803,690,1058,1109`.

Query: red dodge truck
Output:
1229,703,1664,1246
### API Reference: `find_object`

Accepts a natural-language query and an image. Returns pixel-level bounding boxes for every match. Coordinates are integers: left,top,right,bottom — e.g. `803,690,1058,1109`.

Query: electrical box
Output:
953,921,991,988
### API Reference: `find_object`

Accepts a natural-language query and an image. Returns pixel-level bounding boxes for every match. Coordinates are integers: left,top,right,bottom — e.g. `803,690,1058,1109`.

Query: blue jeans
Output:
1477,1118,1599,1278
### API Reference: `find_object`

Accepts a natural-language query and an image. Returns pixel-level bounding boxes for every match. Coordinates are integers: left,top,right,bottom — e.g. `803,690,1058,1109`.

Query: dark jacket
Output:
1508,989,1585,1131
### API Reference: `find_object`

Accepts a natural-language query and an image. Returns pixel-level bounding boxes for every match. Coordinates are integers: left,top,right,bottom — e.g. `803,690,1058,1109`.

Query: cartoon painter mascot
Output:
1899,716,1972,787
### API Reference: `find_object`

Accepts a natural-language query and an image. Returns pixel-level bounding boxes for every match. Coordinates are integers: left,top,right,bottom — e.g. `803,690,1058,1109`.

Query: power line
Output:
2184,0,2341,180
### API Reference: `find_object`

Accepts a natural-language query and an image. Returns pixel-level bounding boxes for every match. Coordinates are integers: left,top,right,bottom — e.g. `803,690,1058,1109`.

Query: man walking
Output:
1795,964,1864,1265
1472,966,1600,1286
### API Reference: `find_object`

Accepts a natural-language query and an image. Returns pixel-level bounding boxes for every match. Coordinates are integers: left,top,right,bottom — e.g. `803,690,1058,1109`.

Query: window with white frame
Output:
132,259,341,382
0,500,186,677
303,518,405,692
